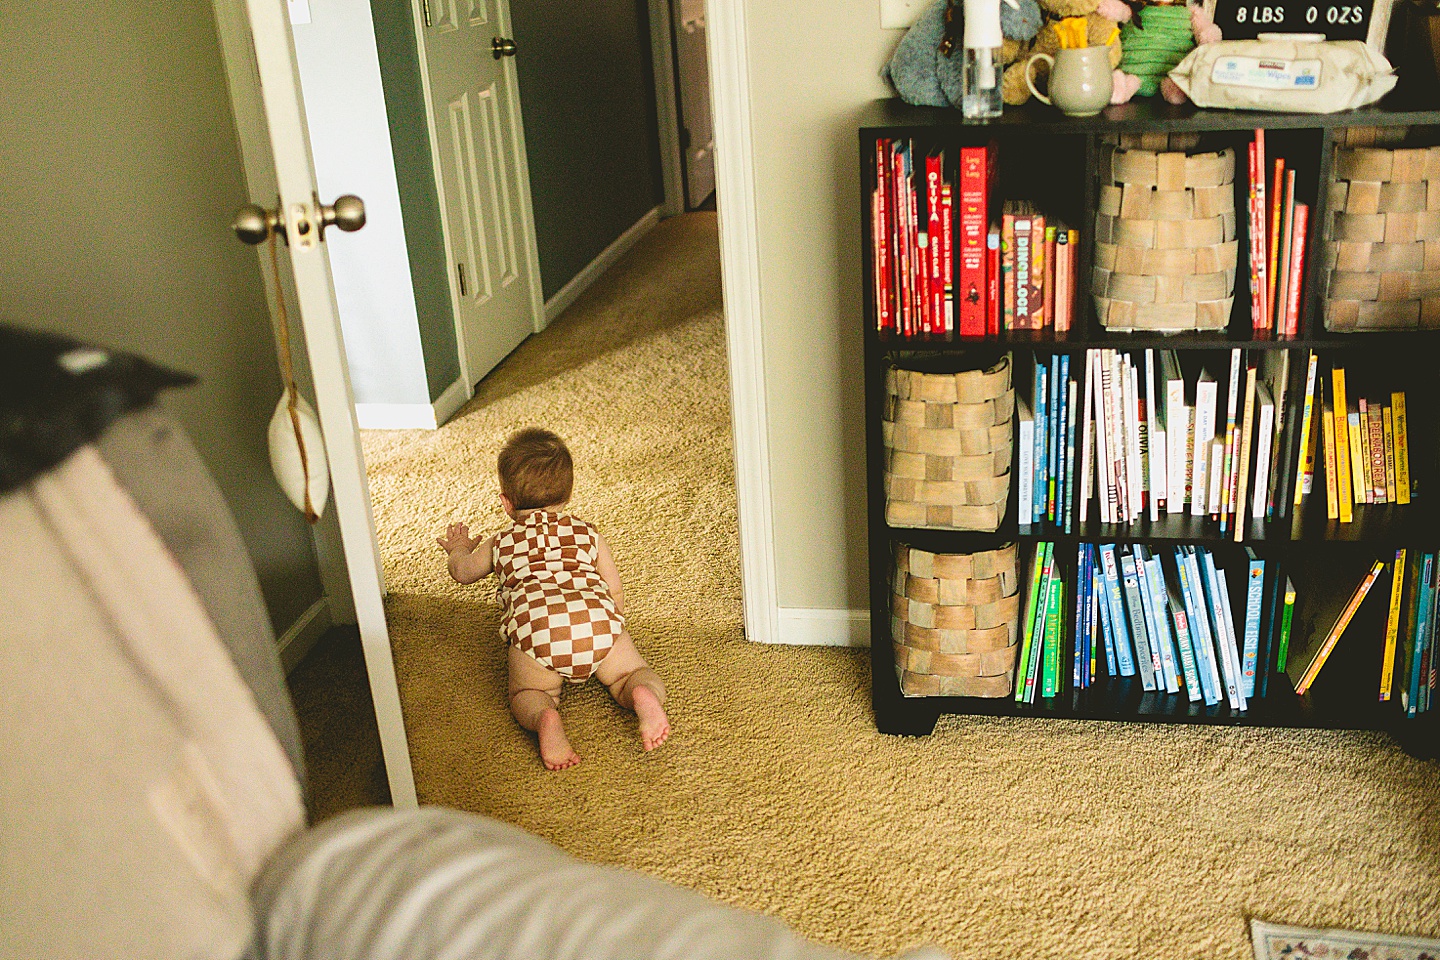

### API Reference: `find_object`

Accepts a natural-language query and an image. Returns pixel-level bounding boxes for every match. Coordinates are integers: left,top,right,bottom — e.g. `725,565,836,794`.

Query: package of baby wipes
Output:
1168,36,1396,112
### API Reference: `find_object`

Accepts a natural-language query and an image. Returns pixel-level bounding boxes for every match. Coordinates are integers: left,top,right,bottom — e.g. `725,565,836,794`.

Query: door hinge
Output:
422,0,432,28
457,261,468,297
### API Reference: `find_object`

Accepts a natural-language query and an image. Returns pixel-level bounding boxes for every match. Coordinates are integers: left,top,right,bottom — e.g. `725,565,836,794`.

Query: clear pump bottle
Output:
961,0,1004,121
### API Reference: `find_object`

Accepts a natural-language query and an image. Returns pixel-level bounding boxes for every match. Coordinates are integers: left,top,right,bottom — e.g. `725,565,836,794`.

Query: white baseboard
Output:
355,376,471,430
278,597,333,674
772,607,871,647
543,207,662,325
430,375,470,427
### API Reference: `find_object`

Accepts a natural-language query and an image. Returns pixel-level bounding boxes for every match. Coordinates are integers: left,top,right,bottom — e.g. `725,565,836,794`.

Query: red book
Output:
926,151,945,333
986,224,1000,337
1284,200,1308,337
1268,157,1286,332
1248,139,1264,333
1064,230,1079,333
957,146,988,337
1042,224,1057,332
1254,129,1268,330
1001,212,1016,331
891,145,910,336
941,184,955,334
874,141,891,332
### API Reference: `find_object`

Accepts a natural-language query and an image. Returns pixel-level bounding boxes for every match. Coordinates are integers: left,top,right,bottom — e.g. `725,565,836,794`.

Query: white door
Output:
673,0,715,208
211,0,418,808
414,0,545,388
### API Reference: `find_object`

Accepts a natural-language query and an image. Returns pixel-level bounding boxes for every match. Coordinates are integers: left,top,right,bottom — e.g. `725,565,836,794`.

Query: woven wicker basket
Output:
1324,128,1440,331
1093,134,1238,332
891,541,1021,697
882,356,1014,533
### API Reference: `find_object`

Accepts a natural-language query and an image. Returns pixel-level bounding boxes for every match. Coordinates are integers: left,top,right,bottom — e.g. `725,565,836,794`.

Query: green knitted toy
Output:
1119,4,1194,97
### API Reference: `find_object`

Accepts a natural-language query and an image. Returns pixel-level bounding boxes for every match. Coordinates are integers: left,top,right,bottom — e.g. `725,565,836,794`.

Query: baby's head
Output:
497,427,573,515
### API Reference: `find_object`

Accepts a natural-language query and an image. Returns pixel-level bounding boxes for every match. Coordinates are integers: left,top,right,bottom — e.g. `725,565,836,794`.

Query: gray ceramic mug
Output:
1026,46,1113,118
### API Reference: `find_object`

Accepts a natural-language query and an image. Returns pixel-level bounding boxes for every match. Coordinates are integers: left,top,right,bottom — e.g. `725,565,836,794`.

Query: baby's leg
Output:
594,632,670,751
507,646,579,771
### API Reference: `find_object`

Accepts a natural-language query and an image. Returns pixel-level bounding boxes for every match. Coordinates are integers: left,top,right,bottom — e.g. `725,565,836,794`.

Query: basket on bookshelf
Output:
891,541,1021,697
882,356,1014,532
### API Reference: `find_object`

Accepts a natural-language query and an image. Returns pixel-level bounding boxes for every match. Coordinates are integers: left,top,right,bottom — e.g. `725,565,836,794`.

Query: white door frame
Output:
705,0,778,645
212,0,418,808
648,0,685,218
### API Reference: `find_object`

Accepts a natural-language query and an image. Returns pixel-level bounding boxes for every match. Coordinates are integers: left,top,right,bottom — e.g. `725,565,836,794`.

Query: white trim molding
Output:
278,597,334,673
354,375,470,430
776,608,871,647
543,207,662,325
708,0,779,646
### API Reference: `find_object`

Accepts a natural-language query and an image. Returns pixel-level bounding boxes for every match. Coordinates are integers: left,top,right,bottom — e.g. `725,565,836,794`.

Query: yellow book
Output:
1233,366,1258,543
1322,396,1339,520
1347,402,1367,506
1381,548,1406,701
1294,560,1386,694
1383,406,1397,504
1393,391,1411,505
1332,367,1353,524
1294,352,1319,507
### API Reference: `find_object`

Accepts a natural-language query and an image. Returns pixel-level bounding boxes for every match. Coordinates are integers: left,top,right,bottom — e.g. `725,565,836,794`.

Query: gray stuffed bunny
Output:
884,0,1042,108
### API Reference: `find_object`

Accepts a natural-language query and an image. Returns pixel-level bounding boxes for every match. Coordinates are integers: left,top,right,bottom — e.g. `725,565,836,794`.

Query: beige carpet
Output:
360,212,1440,960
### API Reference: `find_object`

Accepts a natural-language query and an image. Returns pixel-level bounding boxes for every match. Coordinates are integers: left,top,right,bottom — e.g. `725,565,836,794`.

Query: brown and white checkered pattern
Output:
494,511,622,682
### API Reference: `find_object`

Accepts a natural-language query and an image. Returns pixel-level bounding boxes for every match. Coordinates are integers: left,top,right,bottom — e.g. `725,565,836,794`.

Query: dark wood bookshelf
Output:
861,92,1440,757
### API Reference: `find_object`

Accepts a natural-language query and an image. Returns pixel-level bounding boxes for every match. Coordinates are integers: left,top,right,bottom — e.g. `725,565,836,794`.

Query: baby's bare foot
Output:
537,708,580,770
632,685,670,751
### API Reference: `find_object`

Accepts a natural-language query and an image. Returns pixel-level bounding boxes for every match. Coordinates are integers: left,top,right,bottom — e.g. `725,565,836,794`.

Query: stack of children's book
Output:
1246,130,1310,338
1375,549,1440,716
1016,542,1291,709
870,138,1077,338
1019,348,1415,535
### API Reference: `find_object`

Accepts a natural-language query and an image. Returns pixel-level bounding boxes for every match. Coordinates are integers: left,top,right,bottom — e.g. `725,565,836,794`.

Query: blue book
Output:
1054,352,1065,521
1242,550,1266,700
1096,563,1118,677
1063,360,1078,534
1141,550,1181,694
1034,359,1048,527
1200,549,1246,711
1175,547,1222,706
1163,561,1203,703
1098,544,1135,677
1120,548,1158,692
1131,546,1173,693
1408,553,1434,717
1056,354,1071,527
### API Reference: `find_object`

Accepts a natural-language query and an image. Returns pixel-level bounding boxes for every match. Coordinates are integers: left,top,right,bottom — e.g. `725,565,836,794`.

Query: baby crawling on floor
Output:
437,427,670,770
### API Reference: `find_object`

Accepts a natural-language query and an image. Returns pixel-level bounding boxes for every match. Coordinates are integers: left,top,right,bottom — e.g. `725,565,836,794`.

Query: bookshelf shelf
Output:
861,93,1440,753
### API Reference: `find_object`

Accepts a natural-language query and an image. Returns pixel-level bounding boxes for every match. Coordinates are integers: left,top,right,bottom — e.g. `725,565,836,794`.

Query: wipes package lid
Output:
1169,38,1396,112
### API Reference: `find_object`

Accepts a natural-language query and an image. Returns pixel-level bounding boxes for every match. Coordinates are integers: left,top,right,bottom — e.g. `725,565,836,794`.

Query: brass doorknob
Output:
319,194,366,239
492,37,517,58
233,203,281,245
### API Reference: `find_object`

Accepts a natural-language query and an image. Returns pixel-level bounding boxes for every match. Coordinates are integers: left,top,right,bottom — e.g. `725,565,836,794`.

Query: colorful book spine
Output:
1348,400,1367,505
1407,553,1434,716
1016,541,1051,703
1099,544,1136,677
1268,156,1286,331
1284,201,1308,336
1049,354,1062,522
1074,544,1092,689
1233,364,1258,542
984,225,999,337
1248,137,1265,332
1096,561,1118,676
1383,404,1397,504
1277,576,1297,672
1001,213,1016,331
1381,547,1406,702
1166,572,1203,703
1143,552,1180,694
1322,391,1339,520
1029,214,1047,330
1176,548,1222,706
1120,549,1158,691
942,184,956,334
1064,376,1079,534
1018,396,1035,527
1394,391,1411,504
1034,359,1049,526
957,147,987,337
1368,399,1386,503
1332,367,1354,524
1042,573,1064,698
1242,553,1265,699
1043,225,1057,333
1220,349,1242,531
1294,351,1319,505
1013,215,1034,330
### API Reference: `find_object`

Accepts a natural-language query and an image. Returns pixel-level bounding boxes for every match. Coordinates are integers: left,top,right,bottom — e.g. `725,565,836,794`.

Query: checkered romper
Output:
493,510,622,682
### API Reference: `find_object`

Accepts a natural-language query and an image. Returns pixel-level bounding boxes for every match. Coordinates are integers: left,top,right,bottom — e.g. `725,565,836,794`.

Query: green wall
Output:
509,0,666,300
370,0,462,402
0,0,326,634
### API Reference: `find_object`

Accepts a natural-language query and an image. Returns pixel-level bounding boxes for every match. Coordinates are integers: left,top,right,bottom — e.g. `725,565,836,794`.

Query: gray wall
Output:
0,0,326,634
509,0,666,300
370,0,462,402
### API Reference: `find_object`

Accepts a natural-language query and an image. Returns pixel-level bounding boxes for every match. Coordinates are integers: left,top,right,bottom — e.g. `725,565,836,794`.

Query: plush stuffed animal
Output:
999,0,1130,105
1109,0,1223,104
885,0,1044,108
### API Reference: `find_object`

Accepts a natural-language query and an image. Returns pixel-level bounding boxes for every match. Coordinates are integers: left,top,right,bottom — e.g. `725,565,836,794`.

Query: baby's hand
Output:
436,521,479,555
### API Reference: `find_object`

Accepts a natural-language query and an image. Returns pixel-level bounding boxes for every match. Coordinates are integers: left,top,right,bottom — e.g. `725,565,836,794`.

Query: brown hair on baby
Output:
498,427,573,510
